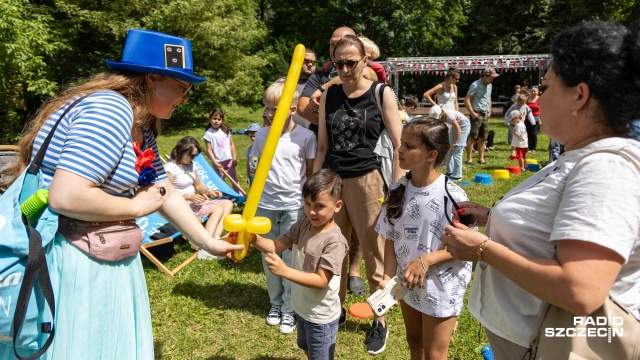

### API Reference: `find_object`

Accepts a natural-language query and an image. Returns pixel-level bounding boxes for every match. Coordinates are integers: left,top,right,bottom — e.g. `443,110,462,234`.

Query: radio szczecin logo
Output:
544,312,624,343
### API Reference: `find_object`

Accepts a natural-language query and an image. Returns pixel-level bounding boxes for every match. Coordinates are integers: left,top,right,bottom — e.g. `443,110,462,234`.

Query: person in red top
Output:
526,85,541,152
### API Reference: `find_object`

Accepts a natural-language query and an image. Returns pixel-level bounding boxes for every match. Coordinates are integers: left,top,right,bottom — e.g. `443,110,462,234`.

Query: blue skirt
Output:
0,234,154,359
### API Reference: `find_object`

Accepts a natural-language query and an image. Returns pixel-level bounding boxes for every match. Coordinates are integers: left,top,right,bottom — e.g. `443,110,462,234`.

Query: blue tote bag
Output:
0,96,86,359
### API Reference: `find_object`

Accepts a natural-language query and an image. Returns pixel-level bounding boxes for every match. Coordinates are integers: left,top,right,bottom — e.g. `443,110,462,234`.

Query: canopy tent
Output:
386,54,552,96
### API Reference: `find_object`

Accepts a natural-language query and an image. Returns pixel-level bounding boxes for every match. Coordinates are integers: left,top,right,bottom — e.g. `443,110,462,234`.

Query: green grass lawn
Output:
147,108,551,359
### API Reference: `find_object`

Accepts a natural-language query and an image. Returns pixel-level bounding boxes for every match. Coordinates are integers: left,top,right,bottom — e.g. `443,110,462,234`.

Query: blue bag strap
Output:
27,95,89,175
13,94,88,359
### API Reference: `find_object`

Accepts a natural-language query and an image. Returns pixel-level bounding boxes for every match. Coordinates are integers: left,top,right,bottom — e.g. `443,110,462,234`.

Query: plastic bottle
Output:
20,189,49,224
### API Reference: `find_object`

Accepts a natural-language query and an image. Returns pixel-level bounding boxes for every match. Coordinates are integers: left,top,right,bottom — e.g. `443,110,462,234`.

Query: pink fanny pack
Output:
58,215,143,262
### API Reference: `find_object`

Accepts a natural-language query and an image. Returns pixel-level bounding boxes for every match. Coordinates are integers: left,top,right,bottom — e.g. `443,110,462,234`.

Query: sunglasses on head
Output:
333,57,365,71
443,177,477,227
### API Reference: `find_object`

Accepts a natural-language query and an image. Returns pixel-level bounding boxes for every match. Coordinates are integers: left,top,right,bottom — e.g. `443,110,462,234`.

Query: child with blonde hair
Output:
359,36,387,83
252,79,317,334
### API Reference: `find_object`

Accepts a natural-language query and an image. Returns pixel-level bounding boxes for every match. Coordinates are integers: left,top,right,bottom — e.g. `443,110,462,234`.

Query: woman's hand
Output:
441,222,487,261
402,257,428,289
456,201,491,226
208,190,222,199
265,252,288,276
232,159,237,168
188,194,207,204
221,232,252,261
131,184,164,217
204,235,244,258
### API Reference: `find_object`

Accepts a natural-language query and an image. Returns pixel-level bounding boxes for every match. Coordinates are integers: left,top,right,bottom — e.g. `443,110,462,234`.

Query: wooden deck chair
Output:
136,212,199,278
0,145,19,194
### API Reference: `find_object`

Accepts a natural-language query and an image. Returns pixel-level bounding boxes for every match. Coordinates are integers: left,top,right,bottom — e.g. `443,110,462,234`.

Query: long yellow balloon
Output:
224,44,306,259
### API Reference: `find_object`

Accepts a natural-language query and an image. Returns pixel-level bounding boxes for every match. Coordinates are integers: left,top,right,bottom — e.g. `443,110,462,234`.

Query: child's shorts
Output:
297,315,339,359
187,198,220,221
515,147,528,160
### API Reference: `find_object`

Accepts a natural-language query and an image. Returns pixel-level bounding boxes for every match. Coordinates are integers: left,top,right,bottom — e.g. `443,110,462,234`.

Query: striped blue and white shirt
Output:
31,90,167,197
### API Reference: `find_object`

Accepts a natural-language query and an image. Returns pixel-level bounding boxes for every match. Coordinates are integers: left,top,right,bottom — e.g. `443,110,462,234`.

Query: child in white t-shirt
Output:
251,79,317,334
242,169,347,360
505,93,535,152
203,108,242,193
376,118,472,360
508,109,528,171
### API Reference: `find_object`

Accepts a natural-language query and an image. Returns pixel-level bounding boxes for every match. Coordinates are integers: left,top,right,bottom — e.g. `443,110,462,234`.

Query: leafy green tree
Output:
458,0,640,55
263,0,467,60
144,0,272,115
0,0,63,142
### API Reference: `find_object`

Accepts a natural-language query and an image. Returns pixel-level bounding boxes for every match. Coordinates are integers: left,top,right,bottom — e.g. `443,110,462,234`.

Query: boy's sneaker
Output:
279,313,297,334
266,306,282,326
365,320,389,355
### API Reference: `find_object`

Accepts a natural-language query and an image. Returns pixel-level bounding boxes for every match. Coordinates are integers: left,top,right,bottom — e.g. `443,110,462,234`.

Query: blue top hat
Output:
106,29,206,84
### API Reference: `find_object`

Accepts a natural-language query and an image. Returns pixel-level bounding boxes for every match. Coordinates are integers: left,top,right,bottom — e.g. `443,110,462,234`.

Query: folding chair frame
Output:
139,236,199,279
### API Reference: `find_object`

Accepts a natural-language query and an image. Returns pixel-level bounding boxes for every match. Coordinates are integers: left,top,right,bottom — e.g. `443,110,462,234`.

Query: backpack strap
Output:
13,220,56,360
374,82,385,115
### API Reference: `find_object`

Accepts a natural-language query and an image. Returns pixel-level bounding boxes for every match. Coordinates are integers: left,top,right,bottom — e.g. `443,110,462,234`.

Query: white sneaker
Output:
266,306,282,326
197,249,225,260
279,313,297,334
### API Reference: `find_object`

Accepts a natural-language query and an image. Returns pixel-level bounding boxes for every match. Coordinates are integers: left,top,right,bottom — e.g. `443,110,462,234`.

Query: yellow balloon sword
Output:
223,44,306,260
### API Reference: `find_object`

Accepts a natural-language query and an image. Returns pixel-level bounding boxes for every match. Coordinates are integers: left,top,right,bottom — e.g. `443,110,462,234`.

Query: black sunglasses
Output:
443,177,477,227
333,57,365,71
188,151,199,159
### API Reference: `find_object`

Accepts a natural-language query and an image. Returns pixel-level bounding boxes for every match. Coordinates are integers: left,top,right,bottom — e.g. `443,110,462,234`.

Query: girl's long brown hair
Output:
385,119,449,221
3,72,156,185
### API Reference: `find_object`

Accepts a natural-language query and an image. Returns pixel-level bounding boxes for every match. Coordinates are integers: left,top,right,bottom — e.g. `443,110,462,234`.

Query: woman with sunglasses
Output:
442,21,640,359
2,30,243,359
423,67,461,111
313,34,402,355
377,118,472,360
165,136,234,256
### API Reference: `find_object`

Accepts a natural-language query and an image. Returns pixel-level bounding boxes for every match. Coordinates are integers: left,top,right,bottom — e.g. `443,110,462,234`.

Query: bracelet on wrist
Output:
419,256,427,272
477,237,492,263
318,86,326,93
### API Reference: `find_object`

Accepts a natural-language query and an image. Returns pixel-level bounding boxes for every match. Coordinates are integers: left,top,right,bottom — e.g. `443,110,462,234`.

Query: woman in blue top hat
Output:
2,29,243,359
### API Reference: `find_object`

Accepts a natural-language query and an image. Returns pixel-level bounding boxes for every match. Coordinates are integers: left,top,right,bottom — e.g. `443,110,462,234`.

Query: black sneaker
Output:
365,320,388,355
339,307,346,327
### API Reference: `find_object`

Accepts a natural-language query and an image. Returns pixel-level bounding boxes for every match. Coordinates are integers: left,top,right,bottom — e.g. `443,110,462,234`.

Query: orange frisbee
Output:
348,302,374,319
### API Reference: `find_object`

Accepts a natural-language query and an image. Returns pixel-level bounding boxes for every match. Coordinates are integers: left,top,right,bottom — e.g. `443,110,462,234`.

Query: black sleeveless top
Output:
323,81,386,178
